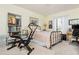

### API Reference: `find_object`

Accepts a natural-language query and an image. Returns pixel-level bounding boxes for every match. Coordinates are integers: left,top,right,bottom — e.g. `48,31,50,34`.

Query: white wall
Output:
48,8,79,19
0,4,45,45
1,4,79,45
47,8,79,34
0,4,44,36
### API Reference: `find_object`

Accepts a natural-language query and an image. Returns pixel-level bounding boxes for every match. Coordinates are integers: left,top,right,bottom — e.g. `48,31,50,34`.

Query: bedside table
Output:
66,32,72,41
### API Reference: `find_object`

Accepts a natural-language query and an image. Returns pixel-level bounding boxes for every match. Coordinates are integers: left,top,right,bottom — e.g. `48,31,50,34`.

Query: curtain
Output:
52,16,69,34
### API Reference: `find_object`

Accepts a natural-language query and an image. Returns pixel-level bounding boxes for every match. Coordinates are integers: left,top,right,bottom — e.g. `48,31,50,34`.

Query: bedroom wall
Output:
1,4,79,46
46,8,79,34
0,4,45,46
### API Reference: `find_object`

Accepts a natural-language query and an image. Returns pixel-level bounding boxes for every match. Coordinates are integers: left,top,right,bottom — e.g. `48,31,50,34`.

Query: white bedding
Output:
33,30,62,48
33,31,51,48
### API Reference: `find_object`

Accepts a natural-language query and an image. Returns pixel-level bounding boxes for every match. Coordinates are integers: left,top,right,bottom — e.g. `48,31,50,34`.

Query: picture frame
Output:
49,20,52,29
69,18,79,25
29,17,39,25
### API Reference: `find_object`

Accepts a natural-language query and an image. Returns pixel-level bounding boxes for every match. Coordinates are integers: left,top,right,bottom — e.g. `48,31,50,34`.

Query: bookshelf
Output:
8,13,21,36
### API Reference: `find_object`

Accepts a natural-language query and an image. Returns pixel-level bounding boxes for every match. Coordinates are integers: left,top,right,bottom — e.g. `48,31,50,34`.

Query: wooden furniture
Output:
66,32,72,41
8,13,21,36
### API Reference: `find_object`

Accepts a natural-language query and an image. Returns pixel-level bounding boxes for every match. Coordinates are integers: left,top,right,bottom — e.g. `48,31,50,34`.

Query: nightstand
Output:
66,32,72,41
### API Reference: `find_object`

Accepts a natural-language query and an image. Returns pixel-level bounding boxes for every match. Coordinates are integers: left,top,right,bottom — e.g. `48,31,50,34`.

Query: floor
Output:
0,41,79,55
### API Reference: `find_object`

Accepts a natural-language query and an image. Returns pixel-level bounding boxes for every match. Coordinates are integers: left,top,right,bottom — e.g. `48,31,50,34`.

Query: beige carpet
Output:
0,41,79,55
51,41,79,55
0,43,54,55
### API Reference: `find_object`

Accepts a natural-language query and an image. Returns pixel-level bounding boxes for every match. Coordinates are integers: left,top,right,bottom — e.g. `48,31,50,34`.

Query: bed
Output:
33,30,62,48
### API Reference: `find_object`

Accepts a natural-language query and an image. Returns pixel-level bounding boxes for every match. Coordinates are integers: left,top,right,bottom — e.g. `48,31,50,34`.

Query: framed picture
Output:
69,18,79,25
49,20,52,29
29,17,39,25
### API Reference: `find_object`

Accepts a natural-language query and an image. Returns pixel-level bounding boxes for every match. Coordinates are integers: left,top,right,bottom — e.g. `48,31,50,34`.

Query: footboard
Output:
33,31,62,49
50,31,62,48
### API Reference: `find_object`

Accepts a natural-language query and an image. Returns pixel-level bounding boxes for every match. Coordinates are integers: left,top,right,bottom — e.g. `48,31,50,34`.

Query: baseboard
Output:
0,35,7,47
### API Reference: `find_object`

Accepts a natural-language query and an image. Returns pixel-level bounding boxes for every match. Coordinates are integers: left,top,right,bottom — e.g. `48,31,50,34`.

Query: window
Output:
52,16,69,34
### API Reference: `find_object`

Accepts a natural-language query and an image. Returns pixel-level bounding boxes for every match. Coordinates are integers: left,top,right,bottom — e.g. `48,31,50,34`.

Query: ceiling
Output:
15,4,79,15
